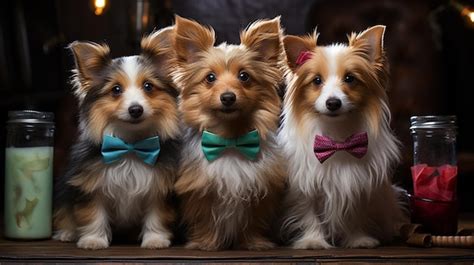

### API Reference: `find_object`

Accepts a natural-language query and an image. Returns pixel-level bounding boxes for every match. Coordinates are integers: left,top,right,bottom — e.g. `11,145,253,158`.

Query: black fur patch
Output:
54,138,101,208
136,56,179,98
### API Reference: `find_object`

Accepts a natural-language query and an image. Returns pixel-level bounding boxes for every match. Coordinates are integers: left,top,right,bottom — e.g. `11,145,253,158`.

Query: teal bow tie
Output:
101,135,160,165
201,130,260,162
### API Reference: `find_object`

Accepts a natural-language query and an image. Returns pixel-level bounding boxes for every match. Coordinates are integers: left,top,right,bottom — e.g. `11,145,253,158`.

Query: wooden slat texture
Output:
1,240,474,263
0,214,473,263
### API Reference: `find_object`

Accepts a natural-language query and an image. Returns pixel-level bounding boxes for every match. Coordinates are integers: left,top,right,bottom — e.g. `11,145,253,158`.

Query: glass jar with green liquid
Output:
4,110,54,239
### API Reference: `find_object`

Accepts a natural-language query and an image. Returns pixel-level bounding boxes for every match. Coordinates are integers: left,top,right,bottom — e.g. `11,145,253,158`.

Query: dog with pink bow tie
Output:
278,25,407,249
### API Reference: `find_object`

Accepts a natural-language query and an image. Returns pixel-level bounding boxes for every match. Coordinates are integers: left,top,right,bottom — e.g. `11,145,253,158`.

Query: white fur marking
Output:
315,46,353,115
77,203,110,249
141,208,172,249
102,156,155,223
185,131,279,202
121,56,140,83
53,229,76,242
117,56,152,120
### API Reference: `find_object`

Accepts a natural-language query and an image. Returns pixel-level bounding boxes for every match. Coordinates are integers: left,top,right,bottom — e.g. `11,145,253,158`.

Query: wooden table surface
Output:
1,239,474,263
1,215,474,264
1,240,474,263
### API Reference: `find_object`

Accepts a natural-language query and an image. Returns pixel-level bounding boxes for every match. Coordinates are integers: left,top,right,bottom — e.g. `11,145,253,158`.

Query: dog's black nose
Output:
220,92,236,106
128,104,144,119
326,98,342,111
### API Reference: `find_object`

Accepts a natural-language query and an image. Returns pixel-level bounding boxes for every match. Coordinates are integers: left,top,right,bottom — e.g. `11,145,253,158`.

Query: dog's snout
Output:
326,97,342,111
128,104,144,119
220,92,236,106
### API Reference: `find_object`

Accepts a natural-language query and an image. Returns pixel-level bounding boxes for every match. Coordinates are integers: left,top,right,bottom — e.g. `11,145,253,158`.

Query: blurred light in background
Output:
451,0,474,26
467,10,474,23
93,0,107,16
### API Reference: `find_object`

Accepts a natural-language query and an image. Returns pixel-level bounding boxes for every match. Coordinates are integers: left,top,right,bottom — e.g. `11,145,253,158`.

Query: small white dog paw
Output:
141,233,171,249
293,237,332,249
345,235,380,248
53,230,76,242
77,235,109,250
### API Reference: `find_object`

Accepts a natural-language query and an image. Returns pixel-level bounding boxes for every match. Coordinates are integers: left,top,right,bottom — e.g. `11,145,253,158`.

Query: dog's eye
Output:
206,73,216,83
143,82,154,92
344,74,355,83
111,85,122,96
238,71,250,82
313,76,322,85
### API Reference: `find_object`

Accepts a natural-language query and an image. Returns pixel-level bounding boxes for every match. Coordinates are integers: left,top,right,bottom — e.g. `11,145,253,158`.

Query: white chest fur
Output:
185,132,280,202
101,156,156,222
279,111,400,198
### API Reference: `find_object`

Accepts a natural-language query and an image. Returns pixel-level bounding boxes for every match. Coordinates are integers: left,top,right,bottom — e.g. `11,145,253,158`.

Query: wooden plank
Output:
1,214,473,263
1,239,474,262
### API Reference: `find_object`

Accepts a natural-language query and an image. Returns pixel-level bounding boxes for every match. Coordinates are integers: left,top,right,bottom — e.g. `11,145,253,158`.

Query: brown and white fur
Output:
172,16,286,250
279,26,406,249
53,27,181,249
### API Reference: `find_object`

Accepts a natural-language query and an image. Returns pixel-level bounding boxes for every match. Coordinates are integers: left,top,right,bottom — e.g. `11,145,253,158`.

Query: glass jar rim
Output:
7,110,54,124
410,115,456,130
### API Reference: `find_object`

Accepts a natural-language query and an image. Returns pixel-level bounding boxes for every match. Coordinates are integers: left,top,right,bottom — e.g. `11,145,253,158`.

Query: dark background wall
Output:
0,0,473,215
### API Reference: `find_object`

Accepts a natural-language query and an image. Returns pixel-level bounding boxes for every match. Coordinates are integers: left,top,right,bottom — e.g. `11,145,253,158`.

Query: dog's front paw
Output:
141,233,171,249
293,237,332,249
345,235,380,248
242,237,275,250
53,229,76,242
77,235,109,250
185,241,221,251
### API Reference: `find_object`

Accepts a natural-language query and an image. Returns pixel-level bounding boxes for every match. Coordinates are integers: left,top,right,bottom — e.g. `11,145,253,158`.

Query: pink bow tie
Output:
313,132,368,163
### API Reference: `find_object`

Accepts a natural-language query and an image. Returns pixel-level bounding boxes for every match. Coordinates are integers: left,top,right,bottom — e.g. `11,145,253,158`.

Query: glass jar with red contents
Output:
410,115,457,235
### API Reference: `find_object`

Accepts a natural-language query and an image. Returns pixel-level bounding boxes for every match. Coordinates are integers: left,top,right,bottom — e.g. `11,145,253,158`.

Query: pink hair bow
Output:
295,51,312,66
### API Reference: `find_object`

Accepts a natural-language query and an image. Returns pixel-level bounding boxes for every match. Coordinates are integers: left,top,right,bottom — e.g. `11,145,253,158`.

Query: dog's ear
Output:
69,41,110,86
141,26,175,76
240,17,282,63
349,25,385,62
283,30,317,72
173,15,215,63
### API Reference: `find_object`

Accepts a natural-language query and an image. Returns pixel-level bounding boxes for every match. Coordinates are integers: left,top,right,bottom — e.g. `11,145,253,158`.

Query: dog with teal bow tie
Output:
172,16,286,251
53,27,181,250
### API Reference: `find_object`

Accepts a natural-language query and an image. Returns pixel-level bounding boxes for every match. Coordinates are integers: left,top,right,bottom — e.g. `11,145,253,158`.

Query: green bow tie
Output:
201,130,260,162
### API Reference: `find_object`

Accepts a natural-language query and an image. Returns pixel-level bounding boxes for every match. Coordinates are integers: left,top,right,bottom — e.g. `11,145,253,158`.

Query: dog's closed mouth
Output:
325,113,340,117
124,118,145,124
220,108,238,114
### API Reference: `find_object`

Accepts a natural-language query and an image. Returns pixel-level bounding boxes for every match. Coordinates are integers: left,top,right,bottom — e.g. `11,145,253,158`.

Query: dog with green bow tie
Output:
53,27,181,250
172,16,286,251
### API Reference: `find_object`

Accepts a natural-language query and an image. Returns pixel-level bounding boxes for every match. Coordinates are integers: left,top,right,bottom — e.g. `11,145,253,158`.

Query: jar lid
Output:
410,115,456,130
7,110,54,124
